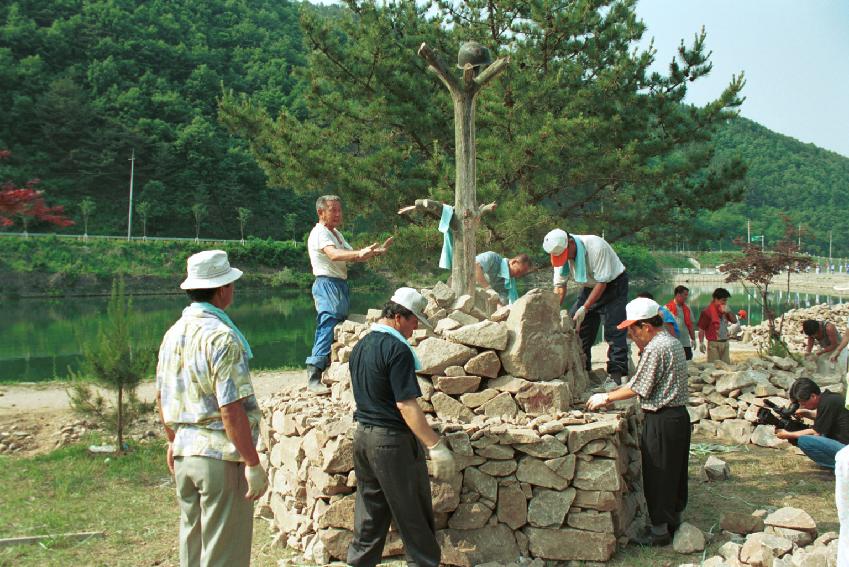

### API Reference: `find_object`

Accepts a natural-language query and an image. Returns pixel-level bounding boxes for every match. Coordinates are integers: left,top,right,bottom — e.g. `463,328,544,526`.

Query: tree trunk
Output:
117,385,124,454
451,93,478,300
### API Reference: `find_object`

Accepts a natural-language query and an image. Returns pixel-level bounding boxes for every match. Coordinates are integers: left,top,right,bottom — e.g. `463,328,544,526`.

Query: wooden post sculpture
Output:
411,41,509,300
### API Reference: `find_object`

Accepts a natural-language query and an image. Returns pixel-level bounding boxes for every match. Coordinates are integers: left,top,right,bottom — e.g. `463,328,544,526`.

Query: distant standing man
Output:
666,285,696,360
543,229,629,384
347,288,455,567
306,195,392,394
156,250,268,567
474,251,532,306
697,287,737,363
587,298,690,546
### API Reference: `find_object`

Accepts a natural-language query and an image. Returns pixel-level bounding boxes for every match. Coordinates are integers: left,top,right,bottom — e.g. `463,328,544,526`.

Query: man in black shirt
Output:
346,287,455,567
776,377,849,469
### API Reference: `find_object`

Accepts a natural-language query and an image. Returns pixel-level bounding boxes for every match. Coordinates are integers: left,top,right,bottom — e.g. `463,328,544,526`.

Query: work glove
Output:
245,463,268,499
699,343,706,354
572,305,587,332
586,392,610,411
427,438,456,481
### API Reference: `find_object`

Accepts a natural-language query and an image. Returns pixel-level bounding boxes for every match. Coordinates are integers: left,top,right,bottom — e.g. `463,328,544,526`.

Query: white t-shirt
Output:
553,234,625,288
308,223,353,279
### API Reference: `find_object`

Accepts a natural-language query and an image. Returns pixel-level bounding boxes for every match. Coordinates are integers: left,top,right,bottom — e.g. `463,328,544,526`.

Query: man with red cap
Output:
543,229,629,384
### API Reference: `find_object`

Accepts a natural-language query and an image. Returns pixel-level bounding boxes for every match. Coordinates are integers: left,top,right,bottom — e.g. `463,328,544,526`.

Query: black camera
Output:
755,400,807,432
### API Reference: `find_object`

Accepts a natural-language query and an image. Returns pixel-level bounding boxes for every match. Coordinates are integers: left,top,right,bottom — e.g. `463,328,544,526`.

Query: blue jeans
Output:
797,435,846,469
571,271,629,375
306,276,350,370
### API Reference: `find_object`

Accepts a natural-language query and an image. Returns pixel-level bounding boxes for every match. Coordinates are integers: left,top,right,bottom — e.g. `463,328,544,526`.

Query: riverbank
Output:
673,272,849,296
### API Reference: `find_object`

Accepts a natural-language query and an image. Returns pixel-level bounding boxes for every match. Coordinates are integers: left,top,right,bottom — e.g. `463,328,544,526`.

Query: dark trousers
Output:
347,424,440,567
306,276,350,369
683,347,693,361
571,271,629,375
641,406,691,528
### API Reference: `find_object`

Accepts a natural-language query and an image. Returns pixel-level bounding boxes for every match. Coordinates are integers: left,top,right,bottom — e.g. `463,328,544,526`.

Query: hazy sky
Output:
308,1,849,157
636,0,849,158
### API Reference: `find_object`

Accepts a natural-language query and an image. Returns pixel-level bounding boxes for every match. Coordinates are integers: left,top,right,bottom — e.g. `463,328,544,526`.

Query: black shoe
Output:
306,365,330,395
608,371,623,386
630,527,671,547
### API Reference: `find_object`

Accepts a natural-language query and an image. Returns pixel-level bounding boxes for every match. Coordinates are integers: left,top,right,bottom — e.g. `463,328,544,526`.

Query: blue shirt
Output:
476,251,509,304
659,306,679,337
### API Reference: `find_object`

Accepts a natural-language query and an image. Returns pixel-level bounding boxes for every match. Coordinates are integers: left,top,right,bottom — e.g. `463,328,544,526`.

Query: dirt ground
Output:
0,369,305,456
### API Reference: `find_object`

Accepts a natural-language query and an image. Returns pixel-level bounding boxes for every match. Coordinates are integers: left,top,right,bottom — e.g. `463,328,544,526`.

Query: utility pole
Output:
798,223,801,250
127,149,135,241
747,219,751,247
829,230,833,268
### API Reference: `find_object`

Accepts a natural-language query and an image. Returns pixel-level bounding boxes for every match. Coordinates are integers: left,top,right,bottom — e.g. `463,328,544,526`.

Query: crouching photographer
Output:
774,378,849,469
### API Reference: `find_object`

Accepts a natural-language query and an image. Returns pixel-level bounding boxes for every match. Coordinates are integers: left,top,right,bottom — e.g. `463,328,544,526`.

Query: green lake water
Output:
1,283,844,382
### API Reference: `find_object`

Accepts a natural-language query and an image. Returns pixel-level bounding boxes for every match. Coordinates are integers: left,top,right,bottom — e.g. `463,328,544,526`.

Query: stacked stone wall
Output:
259,285,647,564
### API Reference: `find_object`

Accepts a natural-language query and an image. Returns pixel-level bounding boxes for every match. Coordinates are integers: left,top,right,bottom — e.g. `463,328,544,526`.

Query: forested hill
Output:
699,117,849,255
0,0,317,239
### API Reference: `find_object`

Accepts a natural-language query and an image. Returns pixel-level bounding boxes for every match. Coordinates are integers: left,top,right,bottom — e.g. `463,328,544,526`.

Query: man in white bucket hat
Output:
156,250,267,566
543,228,629,384
347,287,453,567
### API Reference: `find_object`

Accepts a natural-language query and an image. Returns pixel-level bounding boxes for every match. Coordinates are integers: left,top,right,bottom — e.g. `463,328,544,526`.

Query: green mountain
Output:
697,117,849,256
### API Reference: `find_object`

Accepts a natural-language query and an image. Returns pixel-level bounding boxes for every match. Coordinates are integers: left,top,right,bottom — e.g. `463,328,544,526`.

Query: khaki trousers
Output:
707,340,730,364
175,456,253,567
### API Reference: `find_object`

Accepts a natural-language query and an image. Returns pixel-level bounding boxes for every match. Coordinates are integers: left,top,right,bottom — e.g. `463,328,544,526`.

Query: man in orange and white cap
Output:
543,229,629,384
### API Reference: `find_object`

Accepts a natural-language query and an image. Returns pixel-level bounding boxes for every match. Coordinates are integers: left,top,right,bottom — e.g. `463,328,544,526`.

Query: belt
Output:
711,339,728,343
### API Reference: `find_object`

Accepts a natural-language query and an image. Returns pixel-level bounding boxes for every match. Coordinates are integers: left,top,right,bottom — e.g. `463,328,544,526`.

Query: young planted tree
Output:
136,200,151,239
0,150,73,232
191,202,208,242
79,196,96,239
720,217,815,355
68,279,152,452
237,206,252,243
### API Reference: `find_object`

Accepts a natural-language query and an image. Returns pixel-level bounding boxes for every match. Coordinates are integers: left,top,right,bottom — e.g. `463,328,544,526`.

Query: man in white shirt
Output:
543,229,629,384
305,195,392,394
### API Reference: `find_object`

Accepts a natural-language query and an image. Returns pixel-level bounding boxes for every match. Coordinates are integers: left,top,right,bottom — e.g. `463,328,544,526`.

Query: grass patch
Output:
0,434,838,566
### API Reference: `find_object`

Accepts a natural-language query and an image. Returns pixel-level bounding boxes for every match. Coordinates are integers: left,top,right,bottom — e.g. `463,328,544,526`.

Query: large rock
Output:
750,425,791,448
527,488,576,527
716,371,759,395
318,494,356,529
444,320,509,350
764,507,817,532
434,375,481,395
566,509,614,533
498,289,571,380
525,527,616,562
720,512,764,534
496,483,528,529
717,419,755,444
673,522,706,554
572,489,620,512
740,532,793,564
322,436,354,474
573,458,621,491
447,502,492,529
702,455,730,481
415,338,477,375
567,420,618,453
516,457,569,490
709,405,738,421
515,381,571,415
431,477,461,513
464,467,498,501
515,436,567,459
437,524,520,567
479,392,519,418
431,392,475,422
463,351,502,378
459,389,498,408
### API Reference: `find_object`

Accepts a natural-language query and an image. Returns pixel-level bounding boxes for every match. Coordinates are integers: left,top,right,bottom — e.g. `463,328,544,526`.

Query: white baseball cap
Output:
390,287,432,328
617,297,660,329
543,229,569,255
180,250,243,290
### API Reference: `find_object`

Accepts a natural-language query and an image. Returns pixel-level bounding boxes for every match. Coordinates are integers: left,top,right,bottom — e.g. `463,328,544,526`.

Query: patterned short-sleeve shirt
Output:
156,304,261,462
628,331,689,412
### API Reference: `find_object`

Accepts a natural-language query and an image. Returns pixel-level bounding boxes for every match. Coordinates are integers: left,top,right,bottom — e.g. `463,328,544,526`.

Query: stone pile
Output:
258,386,645,565
683,355,843,449
0,424,33,453
259,285,647,564
677,507,837,566
748,302,849,354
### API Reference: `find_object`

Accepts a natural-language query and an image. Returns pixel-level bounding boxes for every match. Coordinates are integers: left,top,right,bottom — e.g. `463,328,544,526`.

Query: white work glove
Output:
572,305,587,332
586,392,610,411
699,343,706,354
245,463,268,499
427,438,456,481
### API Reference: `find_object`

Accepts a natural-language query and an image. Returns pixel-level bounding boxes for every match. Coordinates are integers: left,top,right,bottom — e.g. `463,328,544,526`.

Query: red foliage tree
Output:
0,150,73,229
